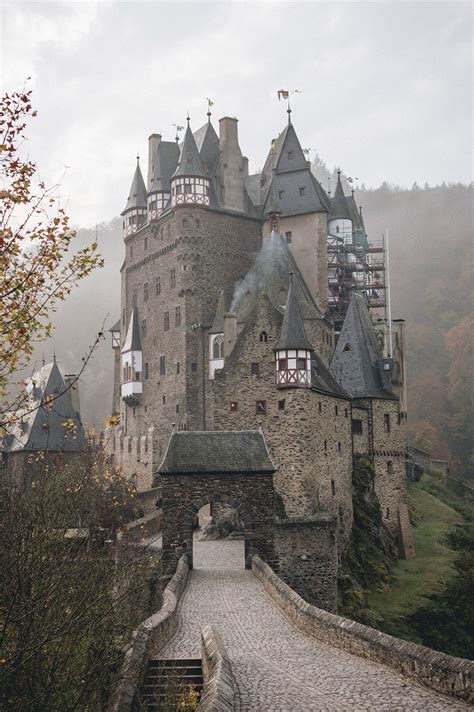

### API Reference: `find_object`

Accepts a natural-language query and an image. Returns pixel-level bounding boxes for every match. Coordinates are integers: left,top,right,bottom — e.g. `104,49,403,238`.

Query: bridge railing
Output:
252,555,473,703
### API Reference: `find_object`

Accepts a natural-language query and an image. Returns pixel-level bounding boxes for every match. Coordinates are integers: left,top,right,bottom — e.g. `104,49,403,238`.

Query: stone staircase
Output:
138,658,203,710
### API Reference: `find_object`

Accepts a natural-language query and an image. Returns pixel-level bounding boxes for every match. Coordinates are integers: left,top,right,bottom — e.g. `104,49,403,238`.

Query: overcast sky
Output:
2,1,472,228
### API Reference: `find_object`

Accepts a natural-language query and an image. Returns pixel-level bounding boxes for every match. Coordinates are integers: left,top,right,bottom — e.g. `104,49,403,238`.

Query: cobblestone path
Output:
159,540,468,711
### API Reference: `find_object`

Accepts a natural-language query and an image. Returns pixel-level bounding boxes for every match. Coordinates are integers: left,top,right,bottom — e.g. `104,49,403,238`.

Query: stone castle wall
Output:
213,295,353,545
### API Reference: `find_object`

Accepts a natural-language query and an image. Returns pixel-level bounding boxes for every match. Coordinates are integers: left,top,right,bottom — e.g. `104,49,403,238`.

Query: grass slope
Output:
366,482,463,640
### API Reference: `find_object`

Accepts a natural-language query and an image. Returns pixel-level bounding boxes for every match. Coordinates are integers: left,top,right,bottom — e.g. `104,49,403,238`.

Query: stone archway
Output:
158,430,276,577
183,493,254,569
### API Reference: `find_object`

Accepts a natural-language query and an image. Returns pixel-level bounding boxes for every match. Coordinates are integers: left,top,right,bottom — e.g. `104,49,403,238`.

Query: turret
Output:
274,272,313,388
208,291,226,379
121,306,143,404
121,157,147,238
148,141,180,221
328,171,353,246
170,119,210,208
265,170,281,232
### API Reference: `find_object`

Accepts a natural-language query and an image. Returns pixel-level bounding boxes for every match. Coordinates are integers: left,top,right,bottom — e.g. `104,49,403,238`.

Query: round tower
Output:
274,271,313,388
170,119,210,208
121,157,147,238
328,170,353,246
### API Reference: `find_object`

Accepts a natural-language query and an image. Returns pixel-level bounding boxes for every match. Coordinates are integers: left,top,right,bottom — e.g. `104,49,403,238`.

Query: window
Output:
324,440,327,452
345,408,348,418
343,342,352,352
191,362,197,373
331,480,336,496
384,414,391,433
183,218,188,227
164,311,170,331
299,187,306,196
278,399,285,411
162,395,166,404
132,288,138,307
176,403,180,414
387,461,394,475
130,245,134,259
170,269,176,288
278,190,284,200
318,402,322,413
278,358,287,370
251,362,260,375
337,442,342,453
386,507,390,519
212,335,224,359
175,305,181,327
176,362,180,374
335,405,339,416
159,355,166,376
285,231,292,244
336,226,340,234
144,362,149,380
288,150,294,160
156,276,161,295
259,331,268,343
141,319,147,339
352,419,363,434
296,357,306,369
256,400,267,415
196,218,201,228
229,401,238,413
143,282,149,301
144,237,148,251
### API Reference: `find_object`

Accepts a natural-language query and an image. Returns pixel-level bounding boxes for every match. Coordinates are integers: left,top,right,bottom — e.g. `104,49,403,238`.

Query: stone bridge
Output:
151,538,470,711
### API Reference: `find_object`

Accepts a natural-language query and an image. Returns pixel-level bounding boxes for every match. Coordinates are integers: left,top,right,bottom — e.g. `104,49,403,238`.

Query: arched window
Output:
212,335,224,359
260,331,268,343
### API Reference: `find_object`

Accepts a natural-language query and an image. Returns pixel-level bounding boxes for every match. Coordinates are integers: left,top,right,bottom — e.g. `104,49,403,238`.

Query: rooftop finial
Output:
289,270,294,284
287,98,292,124
186,112,190,125
136,152,140,163
53,349,56,363
206,97,214,122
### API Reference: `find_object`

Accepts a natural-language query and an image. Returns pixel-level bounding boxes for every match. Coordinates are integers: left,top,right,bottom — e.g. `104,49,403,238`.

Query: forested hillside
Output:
37,184,472,479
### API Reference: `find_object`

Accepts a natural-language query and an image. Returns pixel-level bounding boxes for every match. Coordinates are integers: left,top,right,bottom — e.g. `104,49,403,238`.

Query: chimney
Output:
223,312,237,357
64,375,81,420
242,156,249,177
219,117,244,212
148,133,161,191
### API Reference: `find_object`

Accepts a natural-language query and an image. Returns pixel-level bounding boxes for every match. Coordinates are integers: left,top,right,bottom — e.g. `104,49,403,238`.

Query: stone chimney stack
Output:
242,156,249,177
148,133,161,191
219,117,244,212
223,312,237,357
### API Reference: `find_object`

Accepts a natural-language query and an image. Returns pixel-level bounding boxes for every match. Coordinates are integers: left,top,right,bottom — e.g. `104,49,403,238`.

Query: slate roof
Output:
246,122,330,217
122,159,147,214
330,294,396,399
346,194,368,250
274,276,313,351
121,305,142,353
173,122,207,179
232,230,323,323
150,141,180,193
194,121,220,177
2,362,87,453
329,173,352,221
109,319,121,334
158,430,276,474
311,353,350,399
209,291,226,334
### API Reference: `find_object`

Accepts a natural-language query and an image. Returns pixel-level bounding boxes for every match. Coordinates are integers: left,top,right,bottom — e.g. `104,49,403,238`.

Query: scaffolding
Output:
327,230,387,336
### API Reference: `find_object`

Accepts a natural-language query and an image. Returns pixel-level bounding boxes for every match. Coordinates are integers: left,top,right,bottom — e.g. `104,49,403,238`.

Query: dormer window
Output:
343,342,352,352
288,151,294,160
278,190,284,199
299,187,306,196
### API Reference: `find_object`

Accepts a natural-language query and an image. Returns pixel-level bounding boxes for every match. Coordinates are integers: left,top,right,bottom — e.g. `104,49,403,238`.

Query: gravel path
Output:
158,539,468,711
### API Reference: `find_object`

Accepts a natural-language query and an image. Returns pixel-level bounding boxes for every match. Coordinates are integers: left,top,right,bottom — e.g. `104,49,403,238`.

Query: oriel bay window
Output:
275,348,311,387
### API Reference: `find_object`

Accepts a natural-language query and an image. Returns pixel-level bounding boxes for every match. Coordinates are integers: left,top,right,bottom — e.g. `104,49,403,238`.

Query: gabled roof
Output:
232,230,323,323
274,275,313,351
122,159,147,214
172,122,207,179
330,294,396,399
329,172,351,221
150,141,180,193
311,353,350,399
158,430,276,475
209,291,226,334
2,362,87,453
121,305,141,353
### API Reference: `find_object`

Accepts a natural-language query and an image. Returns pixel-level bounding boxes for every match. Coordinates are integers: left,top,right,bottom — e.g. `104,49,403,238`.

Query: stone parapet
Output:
108,555,189,712
252,555,474,703
198,625,235,712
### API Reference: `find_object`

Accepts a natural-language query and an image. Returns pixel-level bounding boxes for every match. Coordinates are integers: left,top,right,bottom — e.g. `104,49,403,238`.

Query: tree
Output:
0,84,103,416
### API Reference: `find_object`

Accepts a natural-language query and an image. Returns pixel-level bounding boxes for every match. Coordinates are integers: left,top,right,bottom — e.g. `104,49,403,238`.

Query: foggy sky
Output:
2,1,472,228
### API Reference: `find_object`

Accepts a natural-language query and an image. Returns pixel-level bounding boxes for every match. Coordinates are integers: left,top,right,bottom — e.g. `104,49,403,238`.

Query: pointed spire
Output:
274,273,313,351
122,157,147,214
330,170,351,221
121,306,142,353
172,121,207,179
209,291,226,334
265,169,282,228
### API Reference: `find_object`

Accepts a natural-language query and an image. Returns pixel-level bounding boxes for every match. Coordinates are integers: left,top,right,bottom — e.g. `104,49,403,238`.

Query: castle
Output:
106,107,414,561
